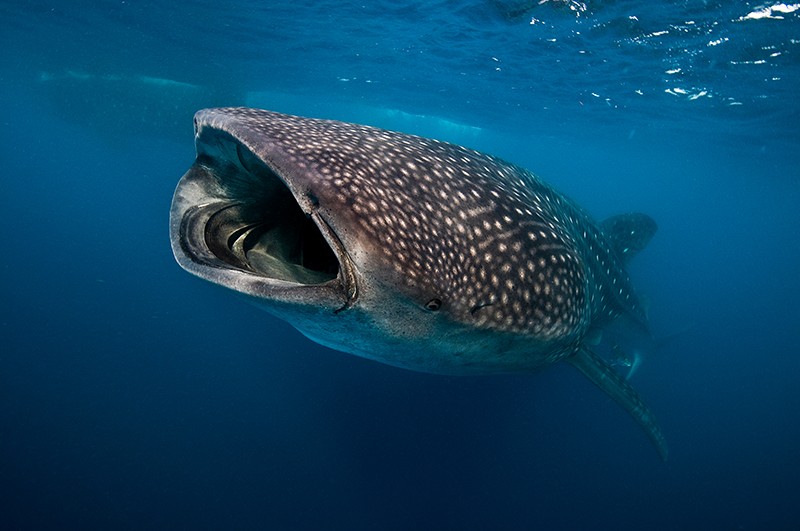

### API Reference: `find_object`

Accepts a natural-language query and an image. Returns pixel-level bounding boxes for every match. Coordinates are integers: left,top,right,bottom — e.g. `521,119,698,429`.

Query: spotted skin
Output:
170,108,667,459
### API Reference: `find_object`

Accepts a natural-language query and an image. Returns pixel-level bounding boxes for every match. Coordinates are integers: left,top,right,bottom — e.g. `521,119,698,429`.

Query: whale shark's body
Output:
169,108,667,460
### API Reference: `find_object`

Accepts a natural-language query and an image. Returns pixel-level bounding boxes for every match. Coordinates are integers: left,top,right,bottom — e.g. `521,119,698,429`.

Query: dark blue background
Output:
2,1,799,529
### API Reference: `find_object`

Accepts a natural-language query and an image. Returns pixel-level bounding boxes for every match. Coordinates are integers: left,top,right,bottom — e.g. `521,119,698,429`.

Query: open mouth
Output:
171,129,356,307
201,198,339,285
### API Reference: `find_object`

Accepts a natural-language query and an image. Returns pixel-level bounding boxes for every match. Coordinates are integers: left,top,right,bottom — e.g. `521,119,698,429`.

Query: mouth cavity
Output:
184,138,342,287
204,201,340,285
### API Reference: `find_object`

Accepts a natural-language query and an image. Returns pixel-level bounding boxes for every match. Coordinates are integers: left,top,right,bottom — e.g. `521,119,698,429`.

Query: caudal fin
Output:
567,346,668,461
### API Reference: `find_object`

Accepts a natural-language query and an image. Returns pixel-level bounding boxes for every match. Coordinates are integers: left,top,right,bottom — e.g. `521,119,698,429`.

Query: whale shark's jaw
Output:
170,127,358,312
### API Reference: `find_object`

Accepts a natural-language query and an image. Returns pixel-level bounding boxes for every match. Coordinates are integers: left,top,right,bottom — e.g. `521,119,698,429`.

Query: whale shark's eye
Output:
425,298,442,311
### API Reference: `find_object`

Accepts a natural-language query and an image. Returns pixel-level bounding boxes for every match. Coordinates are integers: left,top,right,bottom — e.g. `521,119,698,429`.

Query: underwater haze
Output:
2,1,799,529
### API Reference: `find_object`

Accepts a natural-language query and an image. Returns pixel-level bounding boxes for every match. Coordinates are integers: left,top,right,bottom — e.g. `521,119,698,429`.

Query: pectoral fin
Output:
567,347,668,461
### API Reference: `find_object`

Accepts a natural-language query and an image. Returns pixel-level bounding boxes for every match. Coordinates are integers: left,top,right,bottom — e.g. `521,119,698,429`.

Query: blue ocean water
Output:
1,1,799,529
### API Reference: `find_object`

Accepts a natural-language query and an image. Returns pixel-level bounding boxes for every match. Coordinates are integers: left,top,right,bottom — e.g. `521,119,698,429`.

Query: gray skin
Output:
170,108,668,460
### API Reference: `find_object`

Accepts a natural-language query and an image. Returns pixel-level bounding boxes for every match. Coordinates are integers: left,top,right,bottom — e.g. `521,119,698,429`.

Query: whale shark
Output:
36,70,241,141
169,108,668,460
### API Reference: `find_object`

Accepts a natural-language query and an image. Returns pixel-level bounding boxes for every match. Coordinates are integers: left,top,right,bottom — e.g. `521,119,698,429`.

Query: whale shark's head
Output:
170,108,591,372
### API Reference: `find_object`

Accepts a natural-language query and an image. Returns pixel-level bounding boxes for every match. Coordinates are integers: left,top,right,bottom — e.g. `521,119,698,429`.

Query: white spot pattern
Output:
197,108,646,346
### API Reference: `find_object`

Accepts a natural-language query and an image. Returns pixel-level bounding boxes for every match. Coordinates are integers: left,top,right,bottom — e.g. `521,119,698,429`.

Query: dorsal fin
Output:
566,346,668,461
599,213,657,265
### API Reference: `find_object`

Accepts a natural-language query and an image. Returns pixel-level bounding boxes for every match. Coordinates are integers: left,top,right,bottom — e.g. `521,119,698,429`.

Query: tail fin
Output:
567,346,668,461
